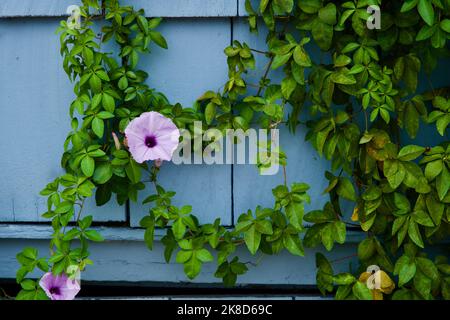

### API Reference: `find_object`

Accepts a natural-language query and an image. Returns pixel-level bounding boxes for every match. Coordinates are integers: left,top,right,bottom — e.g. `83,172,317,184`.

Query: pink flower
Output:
125,111,180,163
39,272,80,300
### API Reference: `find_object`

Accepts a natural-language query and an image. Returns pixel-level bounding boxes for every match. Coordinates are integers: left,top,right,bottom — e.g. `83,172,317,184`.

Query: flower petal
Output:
125,111,180,163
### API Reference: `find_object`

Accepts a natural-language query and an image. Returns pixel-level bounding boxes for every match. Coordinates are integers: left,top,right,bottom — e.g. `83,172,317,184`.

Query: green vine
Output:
14,0,450,300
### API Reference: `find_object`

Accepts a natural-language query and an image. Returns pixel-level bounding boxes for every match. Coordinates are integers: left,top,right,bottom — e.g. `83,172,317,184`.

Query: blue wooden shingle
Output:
0,18,125,222
129,18,233,226
0,0,239,17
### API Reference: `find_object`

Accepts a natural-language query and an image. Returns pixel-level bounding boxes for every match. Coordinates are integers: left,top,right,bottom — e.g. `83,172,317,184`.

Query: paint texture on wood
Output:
0,0,239,18
0,224,370,242
0,18,125,222
0,0,78,17
122,0,238,17
129,18,233,226
0,238,359,284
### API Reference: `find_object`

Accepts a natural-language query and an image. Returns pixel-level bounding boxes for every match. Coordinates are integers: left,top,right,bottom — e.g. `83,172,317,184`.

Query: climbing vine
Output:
14,0,450,300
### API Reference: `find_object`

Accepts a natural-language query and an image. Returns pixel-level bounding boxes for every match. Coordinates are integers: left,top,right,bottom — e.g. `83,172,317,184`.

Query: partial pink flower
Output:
39,272,80,300
125,111,180,163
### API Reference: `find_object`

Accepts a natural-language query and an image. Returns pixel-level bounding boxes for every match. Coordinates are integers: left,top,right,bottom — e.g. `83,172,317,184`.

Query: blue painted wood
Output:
138,18,232,108
0,18,125,222
129,18,233,226
237,0,259,16
231,19,330,221
0,0,79,17
122,0,238,17
0,224,368,242
0,237,360,284
0,0,238,17
0,4,447,286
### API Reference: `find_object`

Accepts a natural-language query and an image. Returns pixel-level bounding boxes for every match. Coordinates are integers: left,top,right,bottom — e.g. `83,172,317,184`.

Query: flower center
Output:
145,136,157,148
49,287,60,295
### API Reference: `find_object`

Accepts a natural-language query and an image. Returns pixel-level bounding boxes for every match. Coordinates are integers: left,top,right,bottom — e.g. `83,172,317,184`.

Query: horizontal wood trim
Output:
0,224,367,242
0,0,243,18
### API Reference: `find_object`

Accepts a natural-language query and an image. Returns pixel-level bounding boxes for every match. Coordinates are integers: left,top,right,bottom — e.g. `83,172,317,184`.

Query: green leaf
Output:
274,0,294,13
204,102,216,125
330,70,356,85
81,156,95,177
426,194,444,225
176,250,192,264
271,53,292,69
321,223,334,251
312,20,333,51
93,163,112,184
395,255,416,286
440,19,450,33
63,228,80,240
416,24,437,41
281,76,297,99
352,281,372,300
84,229,104,242
89,74,102,92
397,145,425,161
425,160,443,181
285,202,304,229
358,238,376,260
20,279,36,291
332,221,346,244
416,257,439,280
436,166,450,200
184,256,202,280
149,31,168,49
334,55,351,67
283,234,304,256
244,225,261,255
92,117,104,138
333,273,356,285
102,93,115,112
298,0,321,14
196,248,214,262
125,160,142,184
418,0,435,26
318,3,337,25
260,0,270,13
144,226,154,250
254,220,273,235
22,247,38,260
137,15,148,34
408,220,424,248
172,218,186,239
401,0,418,12
293,46,312,67
336,177,356,201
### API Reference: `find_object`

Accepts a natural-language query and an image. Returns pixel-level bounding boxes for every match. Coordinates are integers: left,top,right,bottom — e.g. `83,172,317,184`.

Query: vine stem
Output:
256,57,274,96
76,198,86,223
329,253,358,264
363,109,369,132
250,48,270,55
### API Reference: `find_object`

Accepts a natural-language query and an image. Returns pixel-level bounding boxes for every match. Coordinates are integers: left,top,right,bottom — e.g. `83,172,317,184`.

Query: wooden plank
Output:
130,163,233,227
0,226,446,283
122,0,238,17
129,18,233,226
138,18,232,107
232,126,331,221
0,224,370,242
0,0,77,17
0,18,125,222
237,0,258,16
0,0,238,17
231,19,330,222
0,238,360,284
